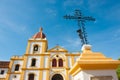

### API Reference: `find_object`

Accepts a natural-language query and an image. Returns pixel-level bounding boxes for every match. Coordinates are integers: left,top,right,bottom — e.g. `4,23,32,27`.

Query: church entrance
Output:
52,74,64,80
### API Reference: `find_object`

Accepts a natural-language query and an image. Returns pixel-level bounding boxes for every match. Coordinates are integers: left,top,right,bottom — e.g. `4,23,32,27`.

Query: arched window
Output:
33,45,39,51
59,59,63,67
52,59,57,67
28,73,34,80
31,58,36,67
52,74,63,80
14,64,20,71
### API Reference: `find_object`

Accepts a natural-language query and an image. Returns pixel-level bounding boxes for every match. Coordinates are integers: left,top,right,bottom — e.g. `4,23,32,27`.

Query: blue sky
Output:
0,0,120,60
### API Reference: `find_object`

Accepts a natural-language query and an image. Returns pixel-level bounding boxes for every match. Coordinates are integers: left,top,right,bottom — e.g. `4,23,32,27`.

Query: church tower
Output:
21,27,48,80
25,27,48,54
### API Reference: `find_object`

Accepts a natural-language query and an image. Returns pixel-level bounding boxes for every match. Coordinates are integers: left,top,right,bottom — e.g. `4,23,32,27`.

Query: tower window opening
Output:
31,58,36,67
33,45,39,51
14,64,20,71
59,59,63,67
28,73,34,80
52,59,57,67
0,70,4,74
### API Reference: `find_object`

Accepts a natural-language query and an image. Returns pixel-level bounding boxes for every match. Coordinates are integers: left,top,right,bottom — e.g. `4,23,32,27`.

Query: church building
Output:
0,28,80,80
0,28,120,80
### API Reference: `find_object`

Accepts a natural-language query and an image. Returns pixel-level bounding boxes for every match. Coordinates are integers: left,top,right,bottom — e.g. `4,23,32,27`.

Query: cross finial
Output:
64,9,95,46
40,27,43,32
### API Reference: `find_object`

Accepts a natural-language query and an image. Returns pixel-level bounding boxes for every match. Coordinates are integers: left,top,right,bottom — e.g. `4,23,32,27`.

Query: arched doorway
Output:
52,74,64,80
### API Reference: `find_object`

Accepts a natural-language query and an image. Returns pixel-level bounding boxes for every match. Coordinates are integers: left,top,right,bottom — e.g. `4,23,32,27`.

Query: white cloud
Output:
87,0,120,21
63,0,84,7
87,0,106,11
0,18,29,36
0,29,8,44
113,28,120,41
65,37,81,50
67,38,80,47
90,25,120,45
104,4,120,21
47,0,56,4
45,8,57,17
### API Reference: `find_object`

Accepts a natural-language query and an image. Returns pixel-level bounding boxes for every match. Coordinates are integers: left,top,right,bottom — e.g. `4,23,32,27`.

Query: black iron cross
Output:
64,10,95,46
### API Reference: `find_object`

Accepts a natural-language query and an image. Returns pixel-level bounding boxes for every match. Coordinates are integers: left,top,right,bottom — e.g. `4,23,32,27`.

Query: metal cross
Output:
64,9,95,46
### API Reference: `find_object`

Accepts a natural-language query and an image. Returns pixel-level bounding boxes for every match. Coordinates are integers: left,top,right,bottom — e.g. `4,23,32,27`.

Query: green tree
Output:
117,58,120,80
118,58,120,61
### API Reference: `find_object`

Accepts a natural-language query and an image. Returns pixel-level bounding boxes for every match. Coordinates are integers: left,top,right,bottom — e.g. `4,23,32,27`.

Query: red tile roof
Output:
32,27,46,39
32,32,46,39
0,61,10,68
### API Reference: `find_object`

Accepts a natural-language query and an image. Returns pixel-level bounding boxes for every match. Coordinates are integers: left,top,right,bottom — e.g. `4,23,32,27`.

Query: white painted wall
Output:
11,60,23,72
74,70,84,80
69,75,73,80
29,42,42,54
42,70,46,80
74,70,118,80
26,56,41,68
68,57,72,68
50,52,57,58
44,56,48,68
24,70,39,80
74,56,79,62
9,74,21,80
0,68,8,78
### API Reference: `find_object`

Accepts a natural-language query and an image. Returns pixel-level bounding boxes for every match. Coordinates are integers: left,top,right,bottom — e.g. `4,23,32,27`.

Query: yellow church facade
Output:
0,28,80,80
0,28,120,80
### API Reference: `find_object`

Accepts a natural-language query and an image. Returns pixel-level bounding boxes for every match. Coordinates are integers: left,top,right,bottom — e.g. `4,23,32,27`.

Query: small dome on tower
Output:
32,27,46,39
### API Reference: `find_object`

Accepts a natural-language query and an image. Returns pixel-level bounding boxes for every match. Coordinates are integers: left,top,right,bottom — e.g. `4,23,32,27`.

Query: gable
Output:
48,46,68,52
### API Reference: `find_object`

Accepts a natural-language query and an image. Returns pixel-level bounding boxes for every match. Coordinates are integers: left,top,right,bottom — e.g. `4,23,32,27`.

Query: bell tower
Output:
25,27,48,54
